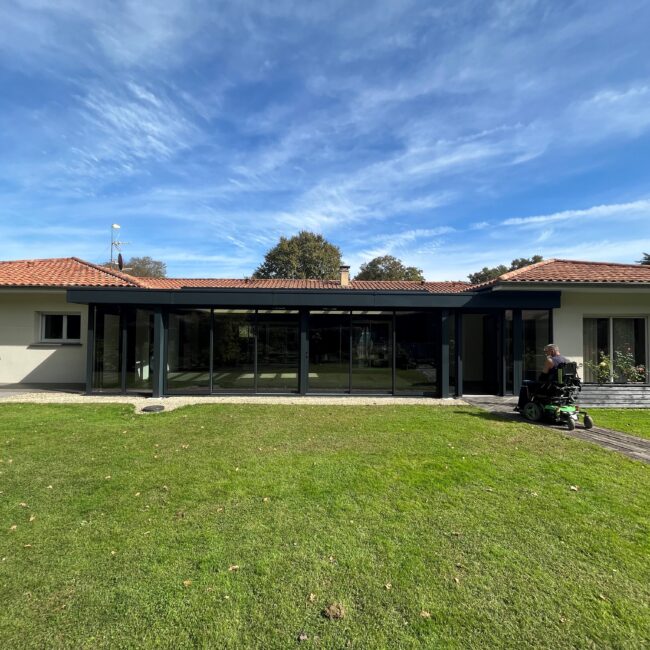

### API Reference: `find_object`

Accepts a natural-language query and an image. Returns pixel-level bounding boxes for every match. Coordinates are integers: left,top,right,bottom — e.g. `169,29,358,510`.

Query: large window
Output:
523,310,550,381
93,307,121,392
125,309,154,392
213,310,255,391
583,317,647,383
395,311,438,395
351,312,393,393
167,310,211,393
309,311,350,392
256,311,299,392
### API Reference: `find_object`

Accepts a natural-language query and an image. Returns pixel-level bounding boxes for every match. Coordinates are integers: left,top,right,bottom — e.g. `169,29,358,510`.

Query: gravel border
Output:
0,391,469,413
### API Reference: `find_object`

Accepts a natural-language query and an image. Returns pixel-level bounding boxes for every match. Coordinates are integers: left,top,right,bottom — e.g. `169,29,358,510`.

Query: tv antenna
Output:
110,224,129,271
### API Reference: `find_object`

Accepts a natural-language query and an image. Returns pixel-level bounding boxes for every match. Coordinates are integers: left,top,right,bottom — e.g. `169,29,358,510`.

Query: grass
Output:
590,408,650,440
0,404,648,649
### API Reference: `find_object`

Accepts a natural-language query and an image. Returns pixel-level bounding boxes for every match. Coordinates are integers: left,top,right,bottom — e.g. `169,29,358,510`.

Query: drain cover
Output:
142,404,165,413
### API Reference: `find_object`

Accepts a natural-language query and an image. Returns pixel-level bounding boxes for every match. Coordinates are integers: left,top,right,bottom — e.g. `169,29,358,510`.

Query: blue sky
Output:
1,0,650,280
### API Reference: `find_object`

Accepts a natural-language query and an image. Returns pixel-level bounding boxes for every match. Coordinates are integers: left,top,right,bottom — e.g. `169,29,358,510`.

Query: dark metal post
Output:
299,309,309,395
455,311,463,397
152,307,165,398
85,304,95,394
440,309,450,398
120,308,127,394
391,311,396,395
513,308,523,392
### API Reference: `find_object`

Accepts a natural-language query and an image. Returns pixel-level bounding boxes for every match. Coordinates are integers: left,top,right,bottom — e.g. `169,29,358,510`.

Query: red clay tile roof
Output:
488,259,650,286
0,257,145,288
140,277,471,292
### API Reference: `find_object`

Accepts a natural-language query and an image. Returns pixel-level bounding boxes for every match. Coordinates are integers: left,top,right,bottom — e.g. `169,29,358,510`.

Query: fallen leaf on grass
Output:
183,579,192,587
110,550,117,556
420,610,431,619
308,593,317,603
9,525,17,531
328,555,336,563
105,476,111,480
46,485,53,489
298,632,309,642
599,594,608,601
570,485,579,492
263,497,270,502
19,502,28,508
228,565,239,572
135,492,141,497
23,544,32,548
453,577,460,584
29,515,36,522
322,603,345,620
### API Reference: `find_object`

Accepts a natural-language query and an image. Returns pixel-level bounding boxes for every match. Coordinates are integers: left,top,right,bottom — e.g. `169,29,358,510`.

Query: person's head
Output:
544,343,560,357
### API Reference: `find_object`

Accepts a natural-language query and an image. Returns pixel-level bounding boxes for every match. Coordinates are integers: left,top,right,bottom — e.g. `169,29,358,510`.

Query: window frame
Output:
40,312,82,344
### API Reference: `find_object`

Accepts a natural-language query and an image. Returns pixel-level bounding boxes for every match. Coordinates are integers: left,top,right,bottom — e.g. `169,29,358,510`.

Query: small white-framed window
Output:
40,313,82,343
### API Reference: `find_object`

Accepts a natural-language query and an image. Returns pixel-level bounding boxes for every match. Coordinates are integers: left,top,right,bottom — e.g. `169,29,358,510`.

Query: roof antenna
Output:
110,224,129,270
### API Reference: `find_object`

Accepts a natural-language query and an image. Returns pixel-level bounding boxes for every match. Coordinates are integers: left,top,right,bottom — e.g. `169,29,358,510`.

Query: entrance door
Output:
462,313,500,394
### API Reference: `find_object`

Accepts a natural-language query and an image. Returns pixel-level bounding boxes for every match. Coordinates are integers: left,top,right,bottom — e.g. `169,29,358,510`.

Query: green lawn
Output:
0,404,648,649
590,408,650,440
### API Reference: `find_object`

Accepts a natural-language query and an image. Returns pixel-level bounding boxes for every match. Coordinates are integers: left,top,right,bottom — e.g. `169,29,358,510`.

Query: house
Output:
1,256,649,404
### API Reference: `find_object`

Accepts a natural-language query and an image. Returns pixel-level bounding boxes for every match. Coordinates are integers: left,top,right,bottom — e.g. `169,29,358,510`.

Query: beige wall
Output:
553,290,650,368
0,291,87,385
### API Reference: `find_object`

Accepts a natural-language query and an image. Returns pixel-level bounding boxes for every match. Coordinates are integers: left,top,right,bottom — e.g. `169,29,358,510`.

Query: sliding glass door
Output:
93,307,122,392
308,311,350,392
167,309,211,394
351,312,393,393
256,311,300,392
212,310,255,391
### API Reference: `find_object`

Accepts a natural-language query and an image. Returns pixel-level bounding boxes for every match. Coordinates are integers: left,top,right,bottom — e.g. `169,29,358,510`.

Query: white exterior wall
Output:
0,291,87,385
553,289,650,368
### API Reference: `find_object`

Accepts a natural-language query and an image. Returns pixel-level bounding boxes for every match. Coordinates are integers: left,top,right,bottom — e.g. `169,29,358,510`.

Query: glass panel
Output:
351,315,392,392
167,310,211,394
613,318,647,382
93,307,121,391
126,309,154,393
582,318,609,383
448,312,456,392
66,315,81,340
523,310,550,381
44,314,64,340
395,312,438,395
309,312,350,392
257,312,299,392
213,311,255,391
504,310,513,393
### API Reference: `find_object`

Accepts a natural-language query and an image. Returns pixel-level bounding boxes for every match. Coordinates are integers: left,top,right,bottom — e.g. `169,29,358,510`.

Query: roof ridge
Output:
0,256,78,265
497,258,556,281
71,257,146,288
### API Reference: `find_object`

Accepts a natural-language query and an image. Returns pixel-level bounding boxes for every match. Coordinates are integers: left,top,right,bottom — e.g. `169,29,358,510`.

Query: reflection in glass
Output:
395,312,438,394
126,309,154,393
257,312,299,392
93,307,121,391
351,314,392,392
523,310,550,381
213,310,255,391
309,312,350,392
167,310,211,393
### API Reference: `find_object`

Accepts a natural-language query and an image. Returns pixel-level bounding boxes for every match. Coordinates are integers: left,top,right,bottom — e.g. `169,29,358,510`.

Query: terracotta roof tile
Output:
497,259,650,284
0,257,144,288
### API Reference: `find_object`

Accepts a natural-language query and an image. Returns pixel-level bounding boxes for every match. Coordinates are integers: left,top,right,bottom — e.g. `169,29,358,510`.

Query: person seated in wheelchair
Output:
515,344,571,411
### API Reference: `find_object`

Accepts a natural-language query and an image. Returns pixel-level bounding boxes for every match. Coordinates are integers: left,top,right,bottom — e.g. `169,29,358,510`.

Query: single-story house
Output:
1,256,649,404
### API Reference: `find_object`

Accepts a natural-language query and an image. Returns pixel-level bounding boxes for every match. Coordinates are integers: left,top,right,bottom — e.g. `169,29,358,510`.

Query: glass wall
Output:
351,312,392,393
504,310,514,393
93,306,122,392
213,310,255,391
309,311,350,392
125,309,154,393
167,310,211,393
395,311,438,394
523,310,550,380
257,311,300,392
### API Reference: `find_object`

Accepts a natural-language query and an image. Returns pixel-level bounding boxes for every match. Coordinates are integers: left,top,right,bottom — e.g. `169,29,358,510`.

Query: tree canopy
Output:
636,253,650,265
123,256,167,278
253,231,342,279
354,255,424,281
468,255,543,284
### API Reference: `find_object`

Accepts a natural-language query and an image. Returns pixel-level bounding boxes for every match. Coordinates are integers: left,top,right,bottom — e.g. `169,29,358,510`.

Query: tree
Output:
123,256,167,278
253,231,342,279
354,255,424,281
468,255,543,284
636,253,650,265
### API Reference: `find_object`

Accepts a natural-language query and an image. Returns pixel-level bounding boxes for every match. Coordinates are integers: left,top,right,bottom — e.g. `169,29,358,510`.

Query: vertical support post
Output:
85,304,95,395
498,311,506,396
440,309,450,398
152,307,165,398
299,309,309,395
391,311,396,395
209,309,214,394
455,310,463,397
513,308,523,392
120,307,127,394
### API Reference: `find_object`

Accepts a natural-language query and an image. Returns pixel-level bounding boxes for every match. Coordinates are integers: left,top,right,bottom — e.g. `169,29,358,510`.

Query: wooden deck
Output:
462,395,650,464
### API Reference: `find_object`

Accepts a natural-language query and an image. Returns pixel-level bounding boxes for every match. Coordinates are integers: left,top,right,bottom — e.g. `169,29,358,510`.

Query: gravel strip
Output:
0,391,468,413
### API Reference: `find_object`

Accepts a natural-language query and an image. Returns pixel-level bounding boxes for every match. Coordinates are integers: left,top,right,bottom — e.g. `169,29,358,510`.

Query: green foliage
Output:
584,349,647,383
354,255,424,281
636,252,650,265
583,351,613,384
124,256,167,278
468,255,543,284
0,404,648,648
253,231,342,279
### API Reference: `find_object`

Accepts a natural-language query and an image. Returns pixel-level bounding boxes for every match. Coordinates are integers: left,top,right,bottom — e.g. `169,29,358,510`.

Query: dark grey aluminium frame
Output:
70,287,560,398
